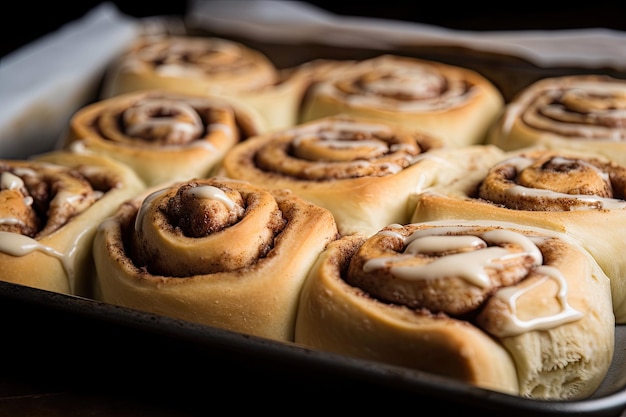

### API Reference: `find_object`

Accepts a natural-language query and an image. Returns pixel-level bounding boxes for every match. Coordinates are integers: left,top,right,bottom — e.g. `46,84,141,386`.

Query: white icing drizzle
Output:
187,185,236,209
135,188,167,232
135,185,236,232
0,228,86,293
68,140,90,154
369,225,582,335
2,171,24,190
124,99,203,141
502,155,626,210
491,264,583,337
507,185,626,210
369,228,542,289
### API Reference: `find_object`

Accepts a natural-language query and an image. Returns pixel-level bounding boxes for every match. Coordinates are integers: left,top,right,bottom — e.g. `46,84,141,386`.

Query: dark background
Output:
2,1,625,57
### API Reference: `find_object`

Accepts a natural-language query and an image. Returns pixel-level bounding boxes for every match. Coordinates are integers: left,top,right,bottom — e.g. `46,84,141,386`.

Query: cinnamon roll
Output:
93,176,339,342
487,75,626,165
101,35,307,131
218,114,450,236
411,147,626,322
299,54,505,147
60,89,264,187
294,220,615,400
0,151,145,297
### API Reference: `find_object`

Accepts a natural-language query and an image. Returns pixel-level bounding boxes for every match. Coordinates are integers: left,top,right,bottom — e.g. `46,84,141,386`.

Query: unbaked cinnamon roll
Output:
299,54,505,147
218,114,451,236
60,89,264,187
411,147,626,323
487,75,626,165
294,220,614,400
101,35,307,131
0,151,145,296
93,176,339,342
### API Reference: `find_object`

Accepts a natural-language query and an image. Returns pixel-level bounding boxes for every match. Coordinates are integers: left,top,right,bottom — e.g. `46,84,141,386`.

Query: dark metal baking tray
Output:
2,14,626,416
0,280,624,416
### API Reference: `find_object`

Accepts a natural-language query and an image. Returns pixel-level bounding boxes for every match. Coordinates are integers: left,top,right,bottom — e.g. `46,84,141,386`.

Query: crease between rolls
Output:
410,146,626,323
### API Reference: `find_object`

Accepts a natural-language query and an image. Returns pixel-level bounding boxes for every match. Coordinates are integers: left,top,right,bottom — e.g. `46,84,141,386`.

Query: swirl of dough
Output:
254,117,433,180
219,115,446,236
516,79,626,139
93,176,339,341
299,54,504,147
346,225,541,316
130,178,286,277
331,62,468,111
0,161,101,238
83,92,238,148
0,152,145,296
478,150,626,211
487,75,626,164
62,90,264,187
114,98,204,145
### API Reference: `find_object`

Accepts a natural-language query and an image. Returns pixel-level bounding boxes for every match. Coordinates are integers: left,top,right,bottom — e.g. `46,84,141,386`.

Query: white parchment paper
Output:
186,0,626,69
0,3,141,159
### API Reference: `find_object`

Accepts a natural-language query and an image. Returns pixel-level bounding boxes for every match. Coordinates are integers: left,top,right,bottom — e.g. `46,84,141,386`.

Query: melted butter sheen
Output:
368,225,582,336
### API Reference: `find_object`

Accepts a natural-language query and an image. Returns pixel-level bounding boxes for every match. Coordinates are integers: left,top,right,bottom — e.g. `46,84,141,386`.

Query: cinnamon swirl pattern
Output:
299,54,505,147
218,114,449,236
0,151,145,296
93,177,339,342
102,35,307,131
61,89,264,187
411,147,626,322
487,75,626,165
294,220,614,400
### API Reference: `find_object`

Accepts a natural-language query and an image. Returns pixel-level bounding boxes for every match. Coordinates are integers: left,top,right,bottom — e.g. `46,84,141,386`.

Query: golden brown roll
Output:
101,35,307,131
294,220,614,400
410,147,626,322
487,74,626,165
93,176,339,342
0,151,145,297
299,54,505,147
218,114,455,236
60,89,264,187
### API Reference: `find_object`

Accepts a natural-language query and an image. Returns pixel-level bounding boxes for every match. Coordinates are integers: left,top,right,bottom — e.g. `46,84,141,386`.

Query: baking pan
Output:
0,280,624,416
